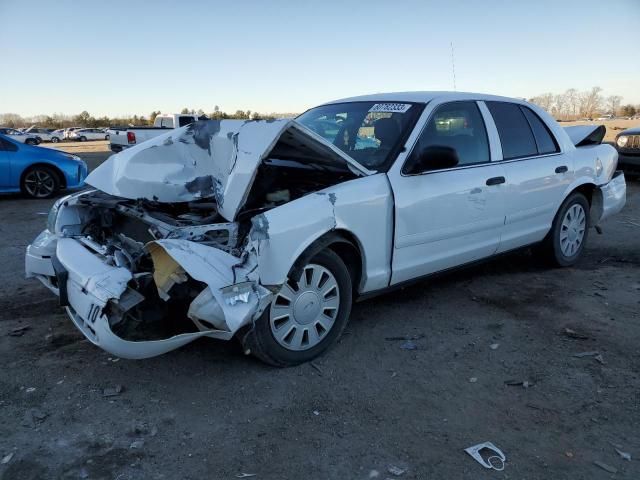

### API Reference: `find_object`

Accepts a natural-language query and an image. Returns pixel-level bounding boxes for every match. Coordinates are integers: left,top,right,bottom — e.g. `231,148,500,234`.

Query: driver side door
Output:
388,101,506,284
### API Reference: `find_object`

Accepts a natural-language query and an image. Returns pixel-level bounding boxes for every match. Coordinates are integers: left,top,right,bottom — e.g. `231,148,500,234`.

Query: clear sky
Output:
1,0,638,117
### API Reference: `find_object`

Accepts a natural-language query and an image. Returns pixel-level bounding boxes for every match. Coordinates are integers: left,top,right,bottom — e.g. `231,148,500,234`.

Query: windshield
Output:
297,101,422,171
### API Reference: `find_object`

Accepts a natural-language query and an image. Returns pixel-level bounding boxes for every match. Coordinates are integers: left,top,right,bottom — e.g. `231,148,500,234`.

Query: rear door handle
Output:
555,165,568,174
486,176,505,186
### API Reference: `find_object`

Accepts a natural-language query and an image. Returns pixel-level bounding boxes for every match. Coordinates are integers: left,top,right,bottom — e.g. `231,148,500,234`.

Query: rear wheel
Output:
21,166,60,199
105,134,110,140
25,138,37,145
541,192,590,267
79,136,87,142
242,249,353,366
51,137,60,143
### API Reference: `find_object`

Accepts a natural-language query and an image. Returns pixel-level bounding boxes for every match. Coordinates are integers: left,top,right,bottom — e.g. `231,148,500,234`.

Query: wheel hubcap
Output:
24,170,55,198
560,204,586,257
269,263,340,351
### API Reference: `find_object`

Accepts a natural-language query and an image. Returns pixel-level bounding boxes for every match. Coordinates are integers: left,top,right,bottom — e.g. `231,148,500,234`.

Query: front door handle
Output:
486,176,506,186
555,165,568,174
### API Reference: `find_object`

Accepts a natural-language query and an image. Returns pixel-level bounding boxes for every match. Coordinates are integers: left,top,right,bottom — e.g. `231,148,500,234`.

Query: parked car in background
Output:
615,125,640,174
24,127,62,143
63,127,83,140
51,129,65,142
108,113,202,152
0,134,87,198
26,92,626,365
0,127,40,145
68,128,110,142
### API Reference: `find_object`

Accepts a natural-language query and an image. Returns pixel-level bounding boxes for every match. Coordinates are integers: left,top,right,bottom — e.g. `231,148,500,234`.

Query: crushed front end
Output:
25,191,272,359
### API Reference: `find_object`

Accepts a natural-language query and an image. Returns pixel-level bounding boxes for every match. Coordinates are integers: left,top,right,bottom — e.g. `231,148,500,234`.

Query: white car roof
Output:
322,91,528,105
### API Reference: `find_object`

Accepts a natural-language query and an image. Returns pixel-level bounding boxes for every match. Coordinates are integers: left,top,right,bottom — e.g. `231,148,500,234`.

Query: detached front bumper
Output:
596,170,626,224
26,231,272,359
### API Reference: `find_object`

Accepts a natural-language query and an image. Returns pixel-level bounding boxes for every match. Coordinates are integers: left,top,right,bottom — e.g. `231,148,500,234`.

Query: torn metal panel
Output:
147,240,272,333
248,174,394,292
86,119,370,222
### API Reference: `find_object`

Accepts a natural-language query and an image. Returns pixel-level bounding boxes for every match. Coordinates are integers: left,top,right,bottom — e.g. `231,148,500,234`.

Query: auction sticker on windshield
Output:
368,103,412,113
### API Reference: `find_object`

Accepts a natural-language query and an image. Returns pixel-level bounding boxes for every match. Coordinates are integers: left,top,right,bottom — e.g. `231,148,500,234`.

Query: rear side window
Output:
521,107,559,154
0,137,18,152
487,102,537,159
159,117,174,128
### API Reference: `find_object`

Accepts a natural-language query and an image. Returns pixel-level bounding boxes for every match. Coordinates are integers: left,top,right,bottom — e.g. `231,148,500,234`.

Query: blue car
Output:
0,134,88,198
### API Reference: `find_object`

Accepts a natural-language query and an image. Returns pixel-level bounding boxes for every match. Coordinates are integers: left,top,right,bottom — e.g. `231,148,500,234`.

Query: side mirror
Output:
408,145,459,173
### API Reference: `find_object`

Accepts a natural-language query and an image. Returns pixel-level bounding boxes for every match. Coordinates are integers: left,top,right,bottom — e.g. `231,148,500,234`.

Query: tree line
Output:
529,87,638,120
0,106,297,129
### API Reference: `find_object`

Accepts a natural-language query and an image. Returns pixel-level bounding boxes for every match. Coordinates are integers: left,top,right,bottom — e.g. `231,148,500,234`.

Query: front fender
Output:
248,174,394,293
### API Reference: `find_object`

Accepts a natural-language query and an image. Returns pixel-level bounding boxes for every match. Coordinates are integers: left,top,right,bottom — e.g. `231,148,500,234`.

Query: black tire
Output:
21,166,60,199
51,137,60,143
105,134,110,140
25,138,37,145
79,136,87,142
540,192,590,267
241,249,353,367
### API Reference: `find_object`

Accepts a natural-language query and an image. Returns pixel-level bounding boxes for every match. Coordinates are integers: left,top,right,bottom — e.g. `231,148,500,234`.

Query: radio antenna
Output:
450,42,457,91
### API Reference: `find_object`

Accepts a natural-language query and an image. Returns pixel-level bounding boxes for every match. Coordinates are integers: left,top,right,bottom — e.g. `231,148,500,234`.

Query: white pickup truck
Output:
108,113,202,152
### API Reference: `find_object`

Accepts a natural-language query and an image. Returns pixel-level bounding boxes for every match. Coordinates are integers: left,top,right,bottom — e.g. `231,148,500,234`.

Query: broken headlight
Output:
221,282,254,306
47,196,67,232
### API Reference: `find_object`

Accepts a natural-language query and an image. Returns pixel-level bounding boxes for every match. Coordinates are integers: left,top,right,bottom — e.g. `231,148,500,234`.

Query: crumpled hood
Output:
87,119,369,221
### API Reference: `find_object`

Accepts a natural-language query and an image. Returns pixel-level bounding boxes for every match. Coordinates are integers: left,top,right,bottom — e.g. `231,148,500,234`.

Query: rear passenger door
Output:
485,102,570,252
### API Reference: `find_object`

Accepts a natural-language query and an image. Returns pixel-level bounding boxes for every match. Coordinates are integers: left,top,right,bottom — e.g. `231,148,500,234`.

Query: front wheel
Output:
79,136,87,142
105,134,110,140
21,166,60,199
51,137,60,143
541,192,590,267
242,249,353,366
25,138,37,145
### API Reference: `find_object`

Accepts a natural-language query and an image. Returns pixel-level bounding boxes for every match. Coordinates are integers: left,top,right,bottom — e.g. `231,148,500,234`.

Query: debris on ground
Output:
489,343,500,350
593,460,617,473
387,465,406,476
399,340,418,350
562,328,589,340
385,334,425,341
310,362,323,376
572,351,604,364
469,377,478,383
464,441,506,470
21,408,48,428
8,325,30,337
102,385,124,397
565,451,574,458
504,379,533,388
235,473,257,478
129,439,145,449
25,387,36,393
1,453,14,464
610,442,632,461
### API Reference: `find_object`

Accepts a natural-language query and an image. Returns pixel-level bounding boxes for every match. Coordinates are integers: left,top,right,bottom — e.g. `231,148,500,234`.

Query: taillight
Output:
127,131,136,144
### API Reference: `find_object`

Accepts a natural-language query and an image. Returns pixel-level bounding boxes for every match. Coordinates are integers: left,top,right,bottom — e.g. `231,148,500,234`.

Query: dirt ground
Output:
0,142,639,480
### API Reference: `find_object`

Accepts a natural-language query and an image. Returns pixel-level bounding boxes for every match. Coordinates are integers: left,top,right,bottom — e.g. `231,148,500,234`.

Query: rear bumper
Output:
597,170,626,223
110,144,129,153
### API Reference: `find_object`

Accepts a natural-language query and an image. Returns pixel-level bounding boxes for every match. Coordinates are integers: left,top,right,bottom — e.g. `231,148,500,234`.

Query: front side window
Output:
487,102,538,159
403,101,490,174
297,101,422,171
0,137,18,152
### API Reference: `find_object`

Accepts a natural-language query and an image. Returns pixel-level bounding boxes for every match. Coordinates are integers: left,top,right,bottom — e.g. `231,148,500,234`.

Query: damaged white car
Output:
26,92,627,366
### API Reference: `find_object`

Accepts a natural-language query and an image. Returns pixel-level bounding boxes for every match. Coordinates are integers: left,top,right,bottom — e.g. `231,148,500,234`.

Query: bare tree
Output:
564,88,579,119
530,93,554,112
554,93,567,119
606,95,622,115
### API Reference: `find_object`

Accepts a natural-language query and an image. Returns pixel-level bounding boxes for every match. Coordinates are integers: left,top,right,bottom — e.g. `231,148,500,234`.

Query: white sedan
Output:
26,92,626,366
0,127,40,145
68,128,110,141
23,127,63,143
